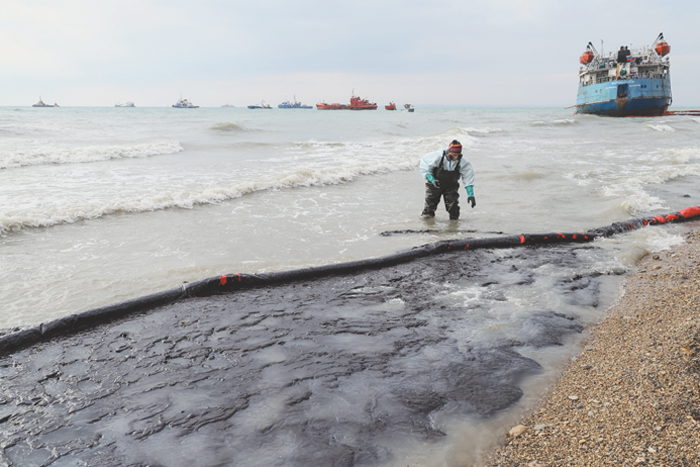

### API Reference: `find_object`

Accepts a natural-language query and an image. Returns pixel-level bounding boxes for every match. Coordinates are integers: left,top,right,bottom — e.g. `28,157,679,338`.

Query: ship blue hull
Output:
576,76,671,116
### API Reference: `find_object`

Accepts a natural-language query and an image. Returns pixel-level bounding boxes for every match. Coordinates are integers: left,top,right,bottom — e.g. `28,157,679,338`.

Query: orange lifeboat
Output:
580,50,594,65
655,41,671,56
385,102,396,110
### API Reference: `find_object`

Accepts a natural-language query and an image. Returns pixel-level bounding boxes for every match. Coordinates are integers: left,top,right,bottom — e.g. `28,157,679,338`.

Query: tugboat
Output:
573,33,672,116
172,97,199,108
32,97,56,107
248,101,272,109
385,102,397,110
317,92,377,110
278,96,312,109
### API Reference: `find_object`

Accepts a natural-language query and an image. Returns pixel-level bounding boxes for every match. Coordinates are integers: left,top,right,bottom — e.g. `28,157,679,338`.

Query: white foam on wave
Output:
462,127,504,135
564,166,617,186
572,144,700,215
0,140,183,169
0,130,481,235
530,118,577,126
648,124,675,132
606,161,700,215
601,163,700,215
664,146,700,163
600,227,685,267
0,152,421,235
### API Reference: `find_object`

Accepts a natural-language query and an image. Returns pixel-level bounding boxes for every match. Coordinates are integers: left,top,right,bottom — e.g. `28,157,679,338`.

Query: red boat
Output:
385,102,396,110
316,102,348,110
316,93,377,110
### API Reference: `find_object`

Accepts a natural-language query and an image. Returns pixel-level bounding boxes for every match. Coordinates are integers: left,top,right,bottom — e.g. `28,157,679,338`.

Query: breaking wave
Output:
664,146,700,163
604,164,700,215
0,140,183,169
648,124,675,132
0,156,420,235
462,127,504,135
530,119,577,126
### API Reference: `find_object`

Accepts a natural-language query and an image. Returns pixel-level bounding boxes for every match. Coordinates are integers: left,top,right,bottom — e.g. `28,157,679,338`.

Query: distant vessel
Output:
385,102,396,110
221,103,235,107
316,93,377,110
32,97,56,107
404,103,414,112
278,96,312,109
172,97,199,108
248,101,272,109
574,33,672,116
115,102,135,107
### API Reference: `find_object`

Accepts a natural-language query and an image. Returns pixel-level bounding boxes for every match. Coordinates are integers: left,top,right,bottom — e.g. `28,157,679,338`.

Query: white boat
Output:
115,102,135,107
32,97,56,107
172,97,199,108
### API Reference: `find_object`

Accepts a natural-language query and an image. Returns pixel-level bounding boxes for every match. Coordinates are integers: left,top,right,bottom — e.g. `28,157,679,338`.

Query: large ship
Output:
316,93,377,110
248,101,272,109
574,33,671,116
278,96,312,109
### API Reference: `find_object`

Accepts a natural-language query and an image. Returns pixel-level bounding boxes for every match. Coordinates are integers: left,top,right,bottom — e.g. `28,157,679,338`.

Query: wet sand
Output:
483,229,700,466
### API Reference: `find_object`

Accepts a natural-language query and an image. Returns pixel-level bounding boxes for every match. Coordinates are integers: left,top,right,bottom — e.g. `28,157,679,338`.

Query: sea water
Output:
1,105,699,465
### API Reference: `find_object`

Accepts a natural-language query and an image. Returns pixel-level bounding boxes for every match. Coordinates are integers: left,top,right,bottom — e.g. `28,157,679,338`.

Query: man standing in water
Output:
419,140,475,220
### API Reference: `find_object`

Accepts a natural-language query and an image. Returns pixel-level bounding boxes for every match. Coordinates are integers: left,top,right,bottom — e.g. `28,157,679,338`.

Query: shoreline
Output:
482,228,700,466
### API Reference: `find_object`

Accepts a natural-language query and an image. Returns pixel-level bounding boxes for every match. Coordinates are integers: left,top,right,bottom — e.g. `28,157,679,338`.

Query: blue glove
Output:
426,174,435,184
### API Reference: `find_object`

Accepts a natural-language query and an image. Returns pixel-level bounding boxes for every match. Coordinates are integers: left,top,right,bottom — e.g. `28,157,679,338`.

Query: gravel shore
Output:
484,229,700,466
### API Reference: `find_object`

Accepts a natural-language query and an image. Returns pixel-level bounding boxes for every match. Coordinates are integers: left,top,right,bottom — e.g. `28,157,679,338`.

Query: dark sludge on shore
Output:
1,243,608,467
3,206,698,466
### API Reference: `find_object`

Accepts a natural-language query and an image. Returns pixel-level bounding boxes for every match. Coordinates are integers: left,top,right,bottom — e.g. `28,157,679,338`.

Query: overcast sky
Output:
2,0,699,107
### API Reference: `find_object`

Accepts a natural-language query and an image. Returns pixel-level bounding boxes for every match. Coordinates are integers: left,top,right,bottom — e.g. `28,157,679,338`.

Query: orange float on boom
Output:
655,41,670,56
580,50,594,65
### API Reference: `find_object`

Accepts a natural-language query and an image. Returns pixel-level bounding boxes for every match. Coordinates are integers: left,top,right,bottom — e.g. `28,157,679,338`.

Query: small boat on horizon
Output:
221,103,235,107
32,97,57,107
115,102,135,107
278,96,312,109
248,101,272,109
404,103,415,112
385,102,396,110
172,97,199,108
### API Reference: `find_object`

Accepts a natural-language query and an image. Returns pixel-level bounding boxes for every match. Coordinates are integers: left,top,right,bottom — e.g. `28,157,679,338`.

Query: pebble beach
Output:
484,229,700,467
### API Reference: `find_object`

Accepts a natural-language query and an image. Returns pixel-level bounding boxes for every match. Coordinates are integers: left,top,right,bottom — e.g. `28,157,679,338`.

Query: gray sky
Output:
2,0,699,107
